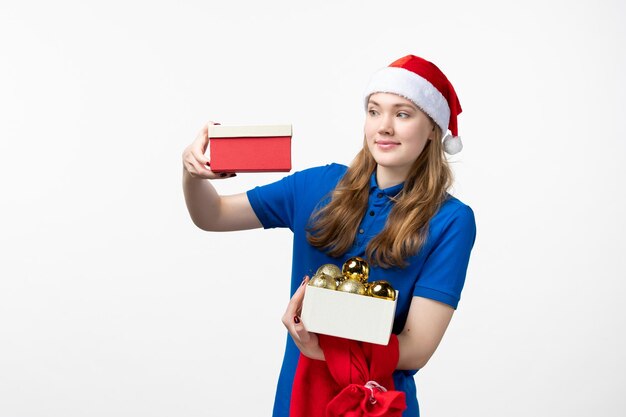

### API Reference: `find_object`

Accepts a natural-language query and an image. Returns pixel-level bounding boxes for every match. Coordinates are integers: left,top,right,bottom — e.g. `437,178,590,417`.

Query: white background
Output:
1,0,625,416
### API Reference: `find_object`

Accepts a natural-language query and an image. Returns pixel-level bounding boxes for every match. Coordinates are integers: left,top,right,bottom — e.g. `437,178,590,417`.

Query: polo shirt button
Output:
369,211,375,216
377,192,384,198
359,228,364,234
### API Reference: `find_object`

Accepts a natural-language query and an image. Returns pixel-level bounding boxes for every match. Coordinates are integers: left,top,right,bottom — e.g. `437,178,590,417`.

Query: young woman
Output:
182,55,476,417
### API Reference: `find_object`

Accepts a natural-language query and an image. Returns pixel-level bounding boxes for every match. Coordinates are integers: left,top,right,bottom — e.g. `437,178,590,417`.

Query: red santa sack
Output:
290,334,406,417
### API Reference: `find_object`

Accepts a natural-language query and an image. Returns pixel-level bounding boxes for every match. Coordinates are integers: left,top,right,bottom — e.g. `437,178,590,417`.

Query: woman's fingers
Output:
184,152,213,178
292,277,308,308
192,127,210,166
282,276,309,328
281,276,325,361
288,278,313,343
191,147,210,168
183,121,236,180
288,276,309,315
293,316,312,344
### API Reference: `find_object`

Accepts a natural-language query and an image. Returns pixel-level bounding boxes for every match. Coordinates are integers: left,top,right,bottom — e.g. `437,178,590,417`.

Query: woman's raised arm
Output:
182,123,262,232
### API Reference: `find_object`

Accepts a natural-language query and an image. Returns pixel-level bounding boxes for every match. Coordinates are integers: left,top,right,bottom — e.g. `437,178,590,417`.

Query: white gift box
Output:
300,285,398,346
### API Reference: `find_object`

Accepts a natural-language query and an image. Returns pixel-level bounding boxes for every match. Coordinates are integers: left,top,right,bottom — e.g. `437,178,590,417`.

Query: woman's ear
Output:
428,124,436,141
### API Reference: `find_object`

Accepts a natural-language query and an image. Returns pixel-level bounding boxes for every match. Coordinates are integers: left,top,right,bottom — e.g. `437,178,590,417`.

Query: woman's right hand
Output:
282,277,325,361
182,122,235,180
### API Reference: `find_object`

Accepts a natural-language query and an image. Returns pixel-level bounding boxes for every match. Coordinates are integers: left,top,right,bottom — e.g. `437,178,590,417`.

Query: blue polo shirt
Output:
246,163,476,417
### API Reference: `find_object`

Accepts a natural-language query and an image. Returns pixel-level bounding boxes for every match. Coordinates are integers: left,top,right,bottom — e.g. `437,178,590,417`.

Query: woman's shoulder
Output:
288,163,348,188
295,163,348,178
441,194,474,215
430,194,476,234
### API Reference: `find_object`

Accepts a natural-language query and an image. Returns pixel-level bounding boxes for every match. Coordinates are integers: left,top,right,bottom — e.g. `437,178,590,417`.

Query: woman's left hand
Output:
281,276,325,361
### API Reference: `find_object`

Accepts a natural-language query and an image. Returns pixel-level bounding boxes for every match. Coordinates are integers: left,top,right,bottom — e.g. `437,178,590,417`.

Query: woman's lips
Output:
375,140,400,150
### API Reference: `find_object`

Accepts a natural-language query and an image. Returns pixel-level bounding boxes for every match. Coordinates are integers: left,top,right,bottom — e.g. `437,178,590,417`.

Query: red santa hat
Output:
363,54,464,155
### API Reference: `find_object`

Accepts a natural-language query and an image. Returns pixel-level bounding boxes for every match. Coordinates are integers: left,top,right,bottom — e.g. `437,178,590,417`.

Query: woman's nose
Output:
377,114,394,135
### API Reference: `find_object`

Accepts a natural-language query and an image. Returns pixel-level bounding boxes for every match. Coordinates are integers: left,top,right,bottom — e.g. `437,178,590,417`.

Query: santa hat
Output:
363,55,463,155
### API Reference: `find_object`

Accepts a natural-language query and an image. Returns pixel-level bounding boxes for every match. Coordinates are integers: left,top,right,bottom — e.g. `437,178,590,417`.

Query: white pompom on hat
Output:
364,55,464,155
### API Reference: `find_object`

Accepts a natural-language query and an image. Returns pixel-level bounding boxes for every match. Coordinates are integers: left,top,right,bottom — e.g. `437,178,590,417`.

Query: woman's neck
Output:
375,165,408,189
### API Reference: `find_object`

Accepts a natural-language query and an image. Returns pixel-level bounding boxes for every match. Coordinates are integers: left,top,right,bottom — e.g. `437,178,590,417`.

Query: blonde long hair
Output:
306,127,453,268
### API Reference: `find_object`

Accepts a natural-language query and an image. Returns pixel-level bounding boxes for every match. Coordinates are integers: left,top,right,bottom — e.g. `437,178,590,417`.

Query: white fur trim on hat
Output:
364,66,451,135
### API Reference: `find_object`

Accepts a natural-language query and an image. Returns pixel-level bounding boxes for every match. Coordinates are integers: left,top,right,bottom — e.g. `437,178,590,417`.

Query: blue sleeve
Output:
246,164,347,232
413,204,477,309
246,174,298,231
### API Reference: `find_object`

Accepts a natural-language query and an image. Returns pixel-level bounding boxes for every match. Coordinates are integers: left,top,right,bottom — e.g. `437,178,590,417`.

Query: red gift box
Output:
208,124,292,173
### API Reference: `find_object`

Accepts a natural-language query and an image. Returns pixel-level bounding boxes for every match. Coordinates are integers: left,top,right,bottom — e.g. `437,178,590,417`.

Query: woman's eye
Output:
368,109,378,116
397,112,410,118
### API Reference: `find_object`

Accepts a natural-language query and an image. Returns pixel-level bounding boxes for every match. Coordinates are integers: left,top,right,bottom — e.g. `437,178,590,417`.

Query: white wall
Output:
1,0,624,416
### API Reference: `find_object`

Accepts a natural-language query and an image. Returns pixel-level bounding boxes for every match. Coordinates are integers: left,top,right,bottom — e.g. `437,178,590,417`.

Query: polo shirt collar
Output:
369,171,404,197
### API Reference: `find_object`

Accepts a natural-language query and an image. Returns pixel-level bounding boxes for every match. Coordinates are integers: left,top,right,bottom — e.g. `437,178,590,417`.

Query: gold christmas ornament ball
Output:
316,264,342,280
342,257,370,283
321,273,338,290
333,275,346,288
367,280,396,301
337,279,367,295
309,273,337,290
309,274,329,288
316,264,344,288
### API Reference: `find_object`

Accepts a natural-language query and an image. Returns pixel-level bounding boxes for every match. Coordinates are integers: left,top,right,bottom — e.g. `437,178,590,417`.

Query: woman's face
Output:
365,92,435,178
